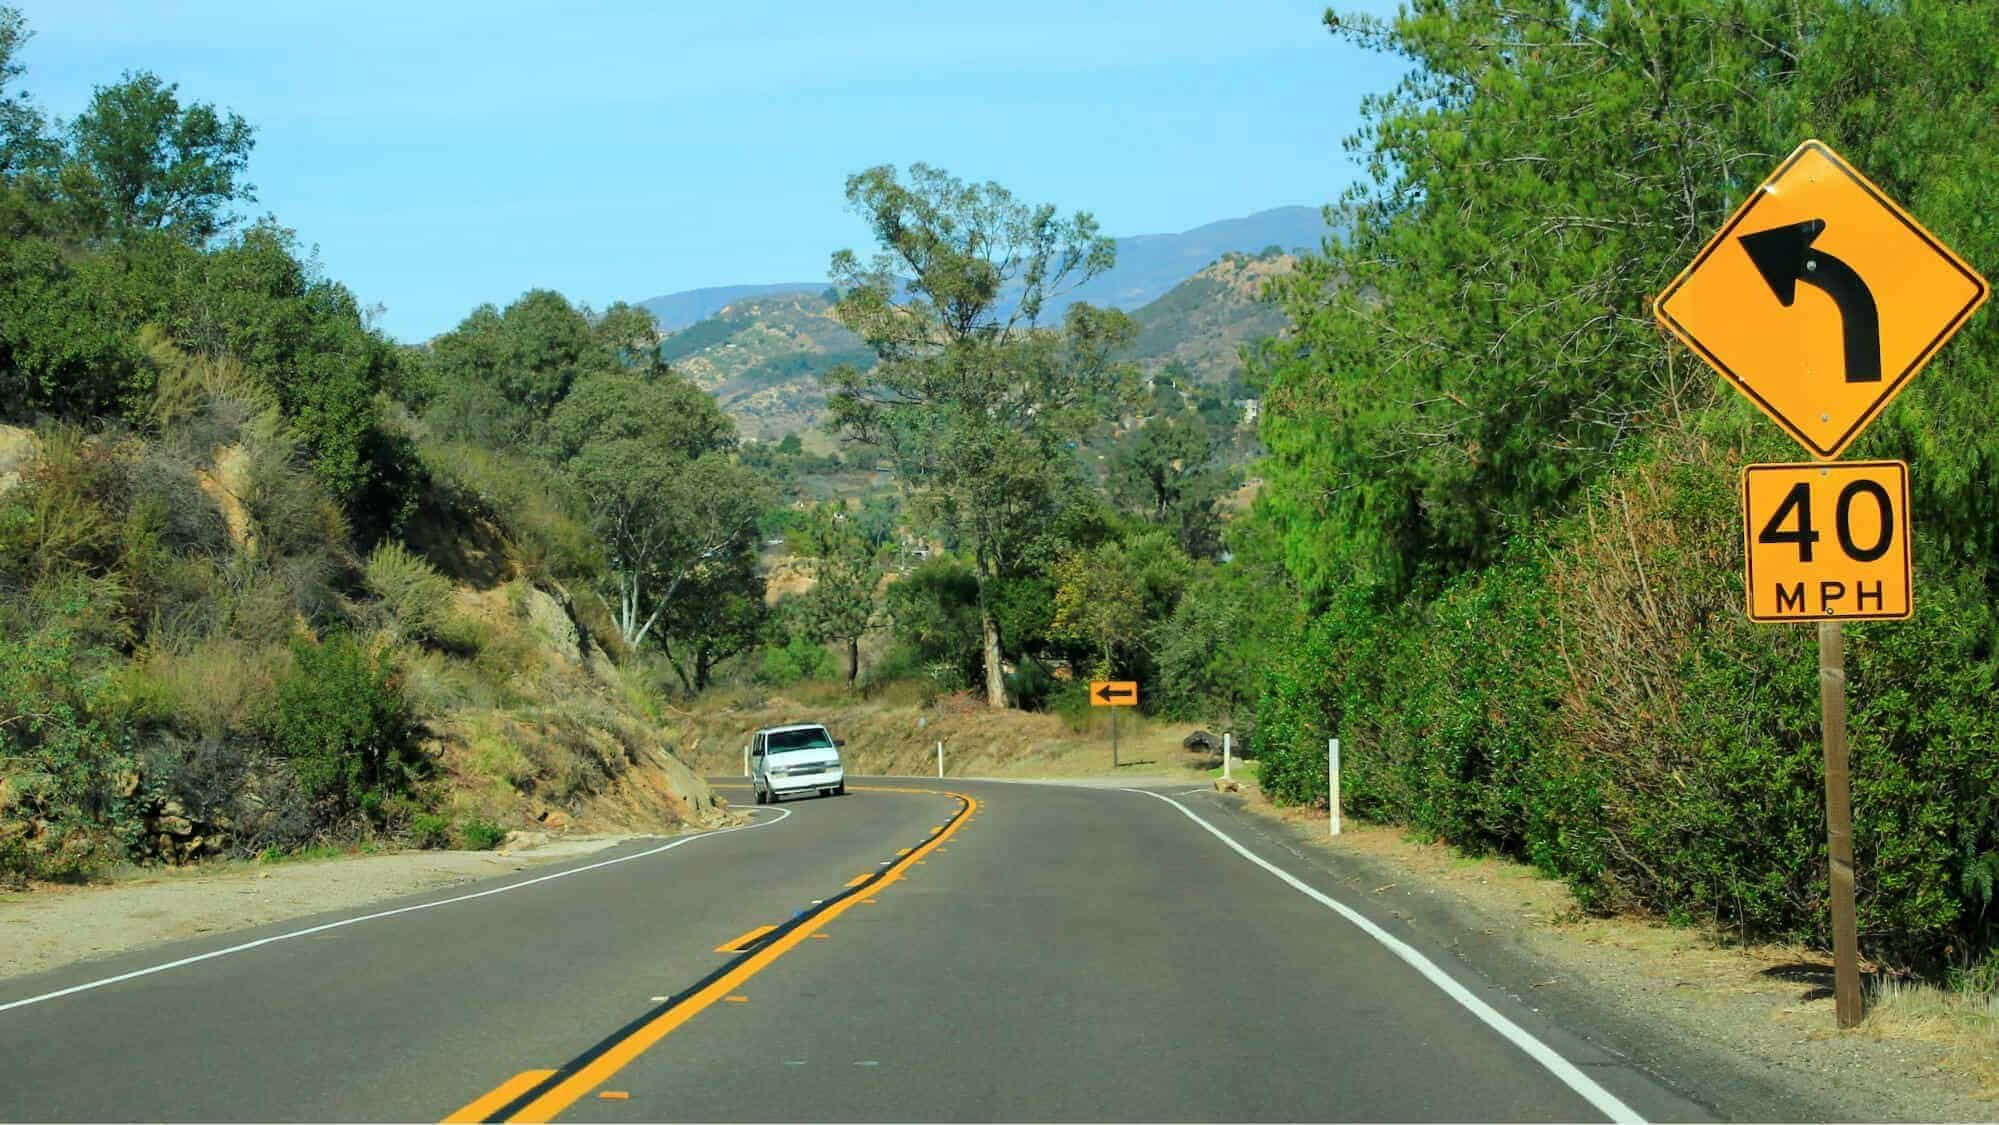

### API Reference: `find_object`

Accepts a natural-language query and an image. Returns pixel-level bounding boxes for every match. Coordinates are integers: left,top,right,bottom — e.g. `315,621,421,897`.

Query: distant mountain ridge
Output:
1126,251,1294,380
657,291,862,441
1049,206,1323,316
636,205,1326,330
641,282,827,333
664,250,1298,442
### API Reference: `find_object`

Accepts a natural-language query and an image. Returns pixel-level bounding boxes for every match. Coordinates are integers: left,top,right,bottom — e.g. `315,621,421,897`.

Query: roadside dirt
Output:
0,834,648,983
668,682,1220,782
1234,784,1996,1122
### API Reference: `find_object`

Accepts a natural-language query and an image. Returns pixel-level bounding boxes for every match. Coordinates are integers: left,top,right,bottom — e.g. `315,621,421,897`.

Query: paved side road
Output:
0,777,1803,1122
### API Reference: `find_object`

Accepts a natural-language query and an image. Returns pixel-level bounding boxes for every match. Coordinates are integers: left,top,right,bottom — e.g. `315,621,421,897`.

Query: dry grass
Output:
762,554,818,604
1863,980,1999,1097
127,638,287,740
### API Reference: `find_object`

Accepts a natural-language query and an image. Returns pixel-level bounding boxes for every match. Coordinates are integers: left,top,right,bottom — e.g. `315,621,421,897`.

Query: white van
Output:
751,723,846,803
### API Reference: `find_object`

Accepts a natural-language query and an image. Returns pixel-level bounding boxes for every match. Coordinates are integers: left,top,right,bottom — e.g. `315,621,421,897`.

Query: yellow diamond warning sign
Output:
1743,461,1911,622
1657,140,1988,459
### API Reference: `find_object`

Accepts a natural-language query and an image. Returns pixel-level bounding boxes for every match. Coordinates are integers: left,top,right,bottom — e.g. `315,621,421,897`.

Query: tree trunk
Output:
660,635,694,694
847,636,861,684
979,604,1006,708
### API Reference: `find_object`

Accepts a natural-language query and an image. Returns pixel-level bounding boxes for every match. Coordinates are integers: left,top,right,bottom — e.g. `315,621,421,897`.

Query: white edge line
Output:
0,808,792,1016
1122,788,1644,1125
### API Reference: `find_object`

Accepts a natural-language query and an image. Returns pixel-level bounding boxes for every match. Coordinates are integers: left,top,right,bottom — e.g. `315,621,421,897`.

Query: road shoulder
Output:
0,834,641,983
1200,785,1988,1123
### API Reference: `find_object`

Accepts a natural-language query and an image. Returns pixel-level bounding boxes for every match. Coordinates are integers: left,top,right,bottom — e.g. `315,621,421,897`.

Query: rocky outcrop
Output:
521,586,581,663
0,425,39,495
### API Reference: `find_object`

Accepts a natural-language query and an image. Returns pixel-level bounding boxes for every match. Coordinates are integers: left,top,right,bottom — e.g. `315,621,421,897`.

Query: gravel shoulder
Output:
0,834,642,983
1216,783,1994,1123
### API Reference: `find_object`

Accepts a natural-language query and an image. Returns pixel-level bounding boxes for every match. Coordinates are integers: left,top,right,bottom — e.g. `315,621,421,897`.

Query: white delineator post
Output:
1329,738,1342,837
1223,733,1232,780
937,740,944,779
743,744,749,777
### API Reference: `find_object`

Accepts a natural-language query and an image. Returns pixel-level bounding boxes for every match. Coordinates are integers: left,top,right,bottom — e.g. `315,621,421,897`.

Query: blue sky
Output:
16,1,1407,341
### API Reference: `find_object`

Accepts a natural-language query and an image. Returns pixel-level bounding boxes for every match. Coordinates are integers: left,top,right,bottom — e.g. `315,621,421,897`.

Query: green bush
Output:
1050,679,1093,734
856,642,925,698
362,541,461,648
457,816,506,851
408,812,450,849
0,607,138,882
883,557,983,689
755,630,837,686
1005,658,1059,712
1254,439,1999,972
263,630,422,822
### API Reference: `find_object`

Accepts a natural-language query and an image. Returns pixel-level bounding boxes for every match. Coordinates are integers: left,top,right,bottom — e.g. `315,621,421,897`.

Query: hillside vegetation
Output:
657,291,869,442
0,19,736,884
1127,250,1293,381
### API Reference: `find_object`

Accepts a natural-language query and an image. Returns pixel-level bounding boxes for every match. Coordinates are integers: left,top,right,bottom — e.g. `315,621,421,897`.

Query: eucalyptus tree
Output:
550,370,770,651
823,164,1136,707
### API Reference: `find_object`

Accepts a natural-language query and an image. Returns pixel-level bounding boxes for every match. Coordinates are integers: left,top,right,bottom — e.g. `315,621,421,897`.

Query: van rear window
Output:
766,728,833,751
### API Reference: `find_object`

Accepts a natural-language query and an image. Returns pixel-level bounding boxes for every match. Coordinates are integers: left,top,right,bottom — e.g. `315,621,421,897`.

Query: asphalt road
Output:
0,777,1805,1122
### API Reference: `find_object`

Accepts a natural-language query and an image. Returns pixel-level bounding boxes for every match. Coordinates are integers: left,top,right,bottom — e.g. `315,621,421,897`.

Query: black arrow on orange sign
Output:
1094,683,1133,703
1738,218,1882,383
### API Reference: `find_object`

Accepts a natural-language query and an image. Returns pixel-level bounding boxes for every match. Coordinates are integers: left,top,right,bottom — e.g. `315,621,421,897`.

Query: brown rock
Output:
499,830,551,853
157,815,194,836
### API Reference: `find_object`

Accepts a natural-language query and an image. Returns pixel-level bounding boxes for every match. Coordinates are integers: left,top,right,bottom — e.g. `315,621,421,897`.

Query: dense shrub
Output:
883,557,983,690
407,811,449,849
362,541,458,648
755,629,838,686
417,439,600,583
1049,678,1094,734
1254,436,1999,971
457,816,505,851
263,630,422,823
0,610,137,881
124,445,229,557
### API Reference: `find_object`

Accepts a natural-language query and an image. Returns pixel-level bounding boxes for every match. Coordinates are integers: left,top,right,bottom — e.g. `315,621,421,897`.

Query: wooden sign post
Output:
1090,681,1138,768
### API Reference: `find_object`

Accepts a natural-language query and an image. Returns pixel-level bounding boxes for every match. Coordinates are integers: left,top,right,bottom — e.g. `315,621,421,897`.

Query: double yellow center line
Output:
446,787,978,1123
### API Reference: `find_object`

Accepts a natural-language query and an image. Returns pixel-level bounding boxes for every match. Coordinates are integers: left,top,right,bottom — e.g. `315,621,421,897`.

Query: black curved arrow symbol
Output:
1738,218,1882,382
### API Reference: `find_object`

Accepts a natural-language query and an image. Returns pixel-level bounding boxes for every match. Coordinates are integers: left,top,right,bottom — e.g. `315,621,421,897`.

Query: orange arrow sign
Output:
1089,681,1138,707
